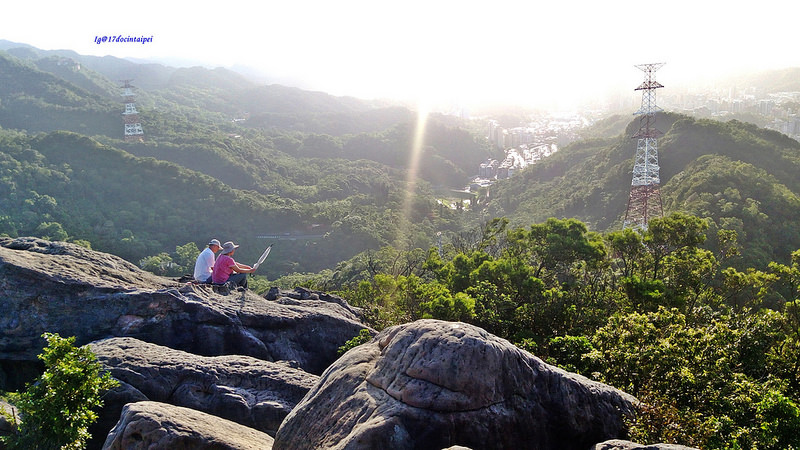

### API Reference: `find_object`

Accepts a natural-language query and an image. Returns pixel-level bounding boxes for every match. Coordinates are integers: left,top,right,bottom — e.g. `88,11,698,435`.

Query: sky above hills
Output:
3,0,800,111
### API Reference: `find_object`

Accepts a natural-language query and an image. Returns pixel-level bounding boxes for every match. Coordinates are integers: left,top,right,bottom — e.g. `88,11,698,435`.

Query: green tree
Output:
2,333,118,450
642,212,707,280
174,242,200,274
138,252,173,276
337,329,373,355
35,222,68,241
526,217,606,280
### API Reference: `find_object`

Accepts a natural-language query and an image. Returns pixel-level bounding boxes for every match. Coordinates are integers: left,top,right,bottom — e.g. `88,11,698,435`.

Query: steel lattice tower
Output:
623,63,664,230
121,79,144,142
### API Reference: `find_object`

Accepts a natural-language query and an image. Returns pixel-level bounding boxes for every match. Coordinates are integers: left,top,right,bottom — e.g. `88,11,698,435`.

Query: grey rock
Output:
590,440,699,450
102,401,274,450
274,319,636,450
89,337,318,436
88,380,149,450
0,399,19,434
268,286,365,319
0,237,369,375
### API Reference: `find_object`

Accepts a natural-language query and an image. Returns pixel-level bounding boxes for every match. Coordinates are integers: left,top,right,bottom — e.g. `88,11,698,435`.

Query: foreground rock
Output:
102,401,274,449
0,399,19,437
89,337,318,437
274,319,637,450
88,380,149,450
0,237,368,379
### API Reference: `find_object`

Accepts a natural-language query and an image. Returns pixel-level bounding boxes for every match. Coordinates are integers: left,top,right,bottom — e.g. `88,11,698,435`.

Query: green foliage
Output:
546,335,597,373
1,333,118,450
485,113,800,270
0,52,486,278
624,388,709,448
336,213,800,448
418,285,475,322
753,390,800,450
174,242,200,273
138,252,173,276
35,221,68,241
335,273,475,331
337,329,373,356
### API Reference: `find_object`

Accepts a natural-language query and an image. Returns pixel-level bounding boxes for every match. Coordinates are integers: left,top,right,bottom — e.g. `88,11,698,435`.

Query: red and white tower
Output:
121,79,144,142
624,63,664,229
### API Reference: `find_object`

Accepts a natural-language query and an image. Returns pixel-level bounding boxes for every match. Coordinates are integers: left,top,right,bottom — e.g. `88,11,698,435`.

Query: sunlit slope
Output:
486,113,800,267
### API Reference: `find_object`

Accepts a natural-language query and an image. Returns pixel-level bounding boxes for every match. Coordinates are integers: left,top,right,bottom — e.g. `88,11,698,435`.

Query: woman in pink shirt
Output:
211,241,256,288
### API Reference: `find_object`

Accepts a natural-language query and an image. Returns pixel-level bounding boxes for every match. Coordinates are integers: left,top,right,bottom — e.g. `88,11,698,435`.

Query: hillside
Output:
0,46,486,276
0,46,487,179
0,52,119,135
0,127,481,277
485,112,800,268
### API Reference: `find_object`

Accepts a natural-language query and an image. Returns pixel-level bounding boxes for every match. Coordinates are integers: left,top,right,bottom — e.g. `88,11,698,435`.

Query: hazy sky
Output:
3,0,799,110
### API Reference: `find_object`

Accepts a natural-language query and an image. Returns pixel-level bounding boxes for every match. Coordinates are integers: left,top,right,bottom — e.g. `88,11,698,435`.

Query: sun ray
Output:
397,101,430,247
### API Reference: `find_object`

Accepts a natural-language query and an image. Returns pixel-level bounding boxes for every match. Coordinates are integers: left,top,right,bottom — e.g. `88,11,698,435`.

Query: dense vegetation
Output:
0,127,480,277
324,214,800,449
0,49,491,277
485,112,800,269
1,333,117,449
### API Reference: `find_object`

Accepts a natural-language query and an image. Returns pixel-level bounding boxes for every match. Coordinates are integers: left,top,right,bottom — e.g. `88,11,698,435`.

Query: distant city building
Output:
662,82,800,141
479,159,499,178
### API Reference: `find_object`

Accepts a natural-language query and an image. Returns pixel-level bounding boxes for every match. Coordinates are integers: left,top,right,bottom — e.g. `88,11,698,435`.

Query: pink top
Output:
212,254,236,284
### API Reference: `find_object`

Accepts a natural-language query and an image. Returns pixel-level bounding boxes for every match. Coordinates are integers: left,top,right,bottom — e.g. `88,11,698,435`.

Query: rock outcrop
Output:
102,401,274,449
89,337,318,436
3,237,685,448
0,237,368,377
274,319,637,450
88,379,150,449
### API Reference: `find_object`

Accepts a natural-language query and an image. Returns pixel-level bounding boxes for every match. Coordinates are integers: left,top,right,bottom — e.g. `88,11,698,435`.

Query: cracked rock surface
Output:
0,237,367,376
90,337,318,438
274,319,637,450
102,401,274,449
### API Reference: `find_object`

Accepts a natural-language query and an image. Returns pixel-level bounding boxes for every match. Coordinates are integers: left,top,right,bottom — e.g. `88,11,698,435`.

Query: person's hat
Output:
220,241,239,255
208,239,222,247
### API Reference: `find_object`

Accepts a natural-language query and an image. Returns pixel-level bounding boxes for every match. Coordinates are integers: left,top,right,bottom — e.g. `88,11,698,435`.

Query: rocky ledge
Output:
0,237,368,376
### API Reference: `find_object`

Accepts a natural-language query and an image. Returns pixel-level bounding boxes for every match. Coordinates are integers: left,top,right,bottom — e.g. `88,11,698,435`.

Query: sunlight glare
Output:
398,99,430,246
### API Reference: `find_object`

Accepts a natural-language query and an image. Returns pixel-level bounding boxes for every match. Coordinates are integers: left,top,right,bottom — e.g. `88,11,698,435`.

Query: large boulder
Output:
0,237,369,376
274,319,637,450
89,337,318,437
102,401,274,449
88,380,149,450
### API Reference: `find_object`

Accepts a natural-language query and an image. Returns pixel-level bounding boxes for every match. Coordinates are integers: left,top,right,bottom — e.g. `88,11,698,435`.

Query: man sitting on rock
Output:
211,241,256,289
193,238,222,283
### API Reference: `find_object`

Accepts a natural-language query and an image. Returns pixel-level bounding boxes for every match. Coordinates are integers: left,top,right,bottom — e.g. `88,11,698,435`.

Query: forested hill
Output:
0,45,492,276
0,45,414,136
485,112,800,268
0,52,120,135
0,45,489,192
0,127,469,278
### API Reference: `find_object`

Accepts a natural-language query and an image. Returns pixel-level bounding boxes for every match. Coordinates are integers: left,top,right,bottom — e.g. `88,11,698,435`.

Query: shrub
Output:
337,329,373,356
1,333,118,450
